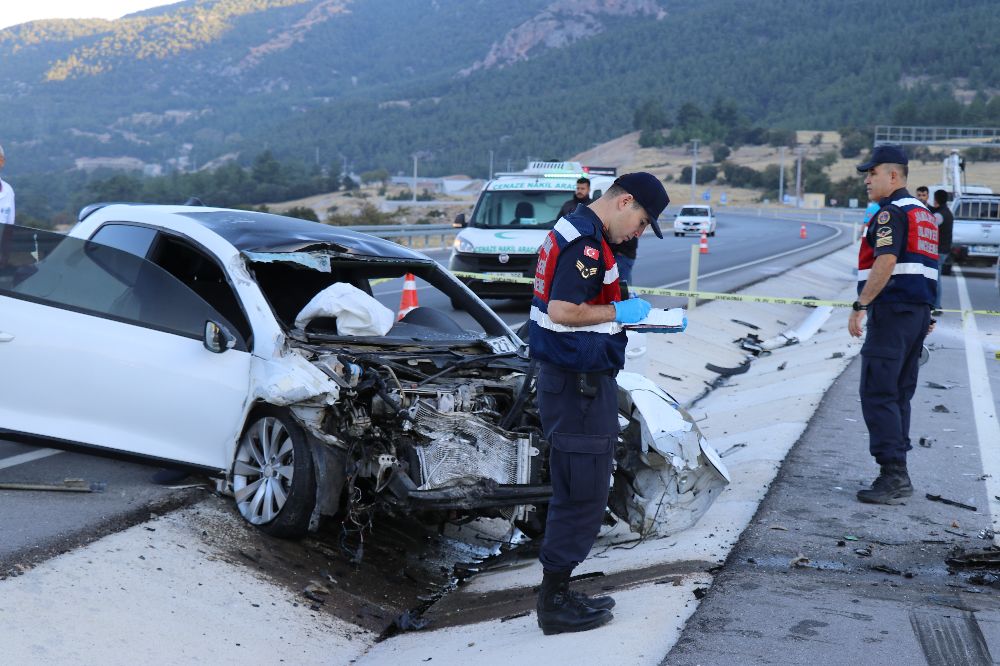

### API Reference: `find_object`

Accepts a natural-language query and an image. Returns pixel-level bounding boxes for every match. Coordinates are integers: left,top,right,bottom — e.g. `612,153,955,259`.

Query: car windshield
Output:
245,251,517,349
679,207,709,216
469,190,575,230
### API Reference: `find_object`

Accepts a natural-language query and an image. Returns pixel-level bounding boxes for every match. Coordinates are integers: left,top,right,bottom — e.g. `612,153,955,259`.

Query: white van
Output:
448,162,614,303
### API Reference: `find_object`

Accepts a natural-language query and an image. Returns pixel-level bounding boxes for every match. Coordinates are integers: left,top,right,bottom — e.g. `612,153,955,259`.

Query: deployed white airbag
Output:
294,283,395,336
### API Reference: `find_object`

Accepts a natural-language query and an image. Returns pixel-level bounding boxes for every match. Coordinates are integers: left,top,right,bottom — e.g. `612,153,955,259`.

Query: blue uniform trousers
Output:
860,301,930,465
536,363,618,574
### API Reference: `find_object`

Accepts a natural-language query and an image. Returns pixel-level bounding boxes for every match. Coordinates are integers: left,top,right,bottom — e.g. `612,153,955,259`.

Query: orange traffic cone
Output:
699,230,709,254
398,272,419,320
800,224,807,239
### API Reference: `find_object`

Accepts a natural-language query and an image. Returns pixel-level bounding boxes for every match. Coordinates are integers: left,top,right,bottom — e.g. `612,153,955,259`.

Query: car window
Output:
90,224,158,259
470,190,572,229
679,207,709,216
147,234,253,344
0,224,244,348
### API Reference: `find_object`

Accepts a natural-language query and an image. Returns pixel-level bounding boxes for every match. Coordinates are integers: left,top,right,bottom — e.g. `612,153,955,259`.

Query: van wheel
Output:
232,407,315,538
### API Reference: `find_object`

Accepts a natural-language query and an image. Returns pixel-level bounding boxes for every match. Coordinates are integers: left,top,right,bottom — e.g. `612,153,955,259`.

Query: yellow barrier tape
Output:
449,270,1000,316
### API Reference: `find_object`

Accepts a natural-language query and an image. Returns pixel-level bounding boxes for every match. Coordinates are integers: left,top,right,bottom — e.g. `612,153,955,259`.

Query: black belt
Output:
541,364,618,378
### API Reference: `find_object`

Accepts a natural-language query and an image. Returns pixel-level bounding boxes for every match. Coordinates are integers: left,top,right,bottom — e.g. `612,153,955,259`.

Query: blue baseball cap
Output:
614,172,669,238
856,145,909,173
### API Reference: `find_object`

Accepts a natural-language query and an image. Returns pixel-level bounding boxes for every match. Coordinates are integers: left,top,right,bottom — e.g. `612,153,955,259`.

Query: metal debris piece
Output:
979,529,996,540
926,494,977,512
500,611,530,623
946,549,1000,568
731,319,760,330
658,372,683,381
870,564,902,576
0,479,106,493
967,573,1000,587
932,404,951,413
919,437,934,448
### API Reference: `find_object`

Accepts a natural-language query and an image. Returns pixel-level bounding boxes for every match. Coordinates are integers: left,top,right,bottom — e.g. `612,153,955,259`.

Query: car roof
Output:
85,204,431,260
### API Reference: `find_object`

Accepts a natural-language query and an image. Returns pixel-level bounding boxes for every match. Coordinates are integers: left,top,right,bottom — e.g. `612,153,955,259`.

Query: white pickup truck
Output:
950,193,1000,267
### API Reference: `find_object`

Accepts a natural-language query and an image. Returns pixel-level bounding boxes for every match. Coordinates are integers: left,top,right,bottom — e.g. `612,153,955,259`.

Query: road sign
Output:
720,192,728,205
702,190,711,202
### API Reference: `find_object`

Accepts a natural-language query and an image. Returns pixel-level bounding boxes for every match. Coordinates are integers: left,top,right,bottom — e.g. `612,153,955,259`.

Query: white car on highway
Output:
673,205,717,237
0,204,727,547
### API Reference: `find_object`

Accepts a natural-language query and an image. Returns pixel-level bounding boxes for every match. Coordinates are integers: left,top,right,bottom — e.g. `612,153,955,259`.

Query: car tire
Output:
232,406,315,538
674,232,681,237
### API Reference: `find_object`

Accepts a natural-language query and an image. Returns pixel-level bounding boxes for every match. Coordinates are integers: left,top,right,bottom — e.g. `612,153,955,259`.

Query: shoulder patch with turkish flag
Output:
583,245,600,260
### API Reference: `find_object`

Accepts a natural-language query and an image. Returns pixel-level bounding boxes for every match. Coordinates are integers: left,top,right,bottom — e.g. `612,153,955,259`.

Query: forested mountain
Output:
2,0,999,187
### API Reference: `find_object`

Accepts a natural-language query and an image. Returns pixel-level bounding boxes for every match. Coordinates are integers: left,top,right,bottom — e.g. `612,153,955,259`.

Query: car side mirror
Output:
453,213,467,228
204,320,236,353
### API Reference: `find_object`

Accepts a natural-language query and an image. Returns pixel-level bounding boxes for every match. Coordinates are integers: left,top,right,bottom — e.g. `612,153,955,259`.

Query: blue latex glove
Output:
612,298,652,324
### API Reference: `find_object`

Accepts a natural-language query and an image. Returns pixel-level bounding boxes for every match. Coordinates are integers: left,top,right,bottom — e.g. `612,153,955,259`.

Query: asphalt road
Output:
664,265,1000,665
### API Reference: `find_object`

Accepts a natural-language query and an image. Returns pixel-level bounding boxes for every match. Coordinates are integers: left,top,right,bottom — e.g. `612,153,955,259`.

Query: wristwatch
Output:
852,301,868,311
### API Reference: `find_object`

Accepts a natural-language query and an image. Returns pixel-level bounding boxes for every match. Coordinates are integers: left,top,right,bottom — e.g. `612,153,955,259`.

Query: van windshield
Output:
469,190,576,229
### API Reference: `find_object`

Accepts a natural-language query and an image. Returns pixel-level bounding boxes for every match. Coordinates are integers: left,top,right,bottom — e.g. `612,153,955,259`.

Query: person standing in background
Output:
930,189,953,315
559,176,592,219
915,185,929,206
0,145,14,225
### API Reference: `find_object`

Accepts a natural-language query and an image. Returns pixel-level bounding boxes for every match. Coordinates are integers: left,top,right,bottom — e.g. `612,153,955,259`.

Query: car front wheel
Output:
232,407,315,538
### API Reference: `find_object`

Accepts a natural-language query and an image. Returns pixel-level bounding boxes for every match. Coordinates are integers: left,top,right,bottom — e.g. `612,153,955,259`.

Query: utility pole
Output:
412,154,418,203
794,146,804,208
690,139,699,203
778,146,786,204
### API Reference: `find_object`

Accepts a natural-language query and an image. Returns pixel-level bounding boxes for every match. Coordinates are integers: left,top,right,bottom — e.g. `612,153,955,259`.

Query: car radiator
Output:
407,399,531,490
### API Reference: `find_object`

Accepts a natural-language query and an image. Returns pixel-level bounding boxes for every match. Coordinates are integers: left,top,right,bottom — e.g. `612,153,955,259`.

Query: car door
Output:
0,224,251,469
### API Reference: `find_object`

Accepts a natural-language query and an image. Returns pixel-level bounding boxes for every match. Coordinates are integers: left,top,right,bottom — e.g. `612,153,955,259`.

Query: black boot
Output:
857,462,913,504
567,586,616,611
536,571,613,635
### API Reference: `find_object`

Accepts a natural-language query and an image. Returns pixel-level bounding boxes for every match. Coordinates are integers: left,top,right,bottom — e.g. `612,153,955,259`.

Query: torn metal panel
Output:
244,250,332,273
252,353,341,407
614,371,730,537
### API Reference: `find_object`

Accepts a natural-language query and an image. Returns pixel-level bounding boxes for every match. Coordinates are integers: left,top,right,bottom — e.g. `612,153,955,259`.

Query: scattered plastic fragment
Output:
844,535,859,541
932,404,951,413
870,565,902,576
658,372,683,381
693,588,708,599
719,443,748,458
919,437,934,448
925,381,954,390
845,418,857,422
705,360,751,376
828,352,845,359
769,525,789,531
979,529,995,540
777,362,787,371
731,319,760,330
926,494,977,512
854,546,873,557
790,553,810,567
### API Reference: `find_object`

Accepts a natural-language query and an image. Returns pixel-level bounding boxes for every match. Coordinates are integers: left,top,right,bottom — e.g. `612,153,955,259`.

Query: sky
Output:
1,1,176,30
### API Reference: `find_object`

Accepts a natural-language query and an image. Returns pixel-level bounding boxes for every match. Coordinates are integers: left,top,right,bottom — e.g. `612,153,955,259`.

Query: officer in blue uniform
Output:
529,172,668,634
849,145,938,504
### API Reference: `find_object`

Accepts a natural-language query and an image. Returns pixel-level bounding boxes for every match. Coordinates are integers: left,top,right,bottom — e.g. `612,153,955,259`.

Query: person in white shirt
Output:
0,144,14,225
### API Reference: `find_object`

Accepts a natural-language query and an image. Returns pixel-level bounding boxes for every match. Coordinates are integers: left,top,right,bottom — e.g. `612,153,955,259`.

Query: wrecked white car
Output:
0,205,728,546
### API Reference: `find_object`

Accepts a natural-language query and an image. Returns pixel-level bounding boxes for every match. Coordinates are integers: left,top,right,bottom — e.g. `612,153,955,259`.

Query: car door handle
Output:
0,332,14,342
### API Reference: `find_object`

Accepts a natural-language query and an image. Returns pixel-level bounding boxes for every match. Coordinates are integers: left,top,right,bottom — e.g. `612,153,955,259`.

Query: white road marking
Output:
0,448,62,471
956,268,1000,547
657,223,844,288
